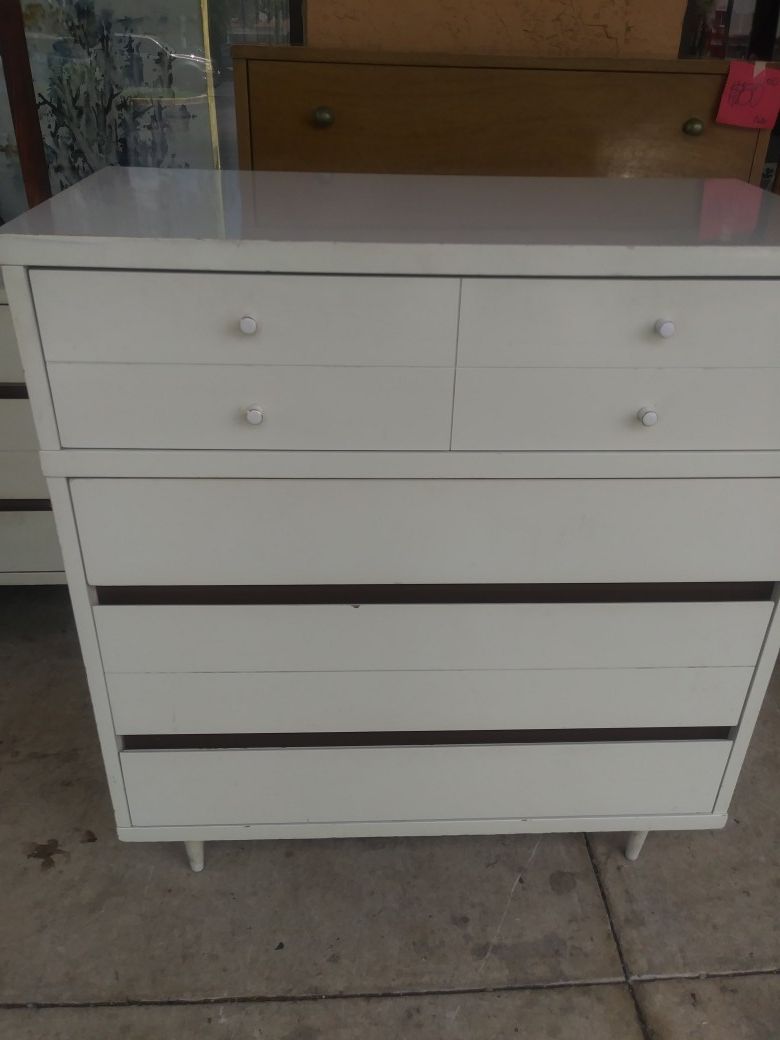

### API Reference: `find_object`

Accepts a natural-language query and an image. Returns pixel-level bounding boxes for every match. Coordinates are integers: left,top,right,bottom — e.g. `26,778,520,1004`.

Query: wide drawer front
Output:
458,279,780,368
452,368,780,451
98,601,767,734
121,742,731,826
72,478,780,584
31,270,459,366
98,602,770,672
48,363,453,450
109,668,754,736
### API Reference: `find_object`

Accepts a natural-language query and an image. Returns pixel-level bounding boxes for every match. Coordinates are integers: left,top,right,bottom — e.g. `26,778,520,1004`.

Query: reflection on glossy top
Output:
2,166,779,246
2,167,780,277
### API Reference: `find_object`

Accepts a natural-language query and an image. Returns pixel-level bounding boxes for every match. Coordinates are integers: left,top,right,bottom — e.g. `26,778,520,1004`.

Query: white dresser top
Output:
2,167,780,276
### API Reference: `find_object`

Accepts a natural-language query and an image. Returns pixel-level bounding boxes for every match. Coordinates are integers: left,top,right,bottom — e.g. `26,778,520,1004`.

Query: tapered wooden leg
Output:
625,830,648,862
185,840,205,872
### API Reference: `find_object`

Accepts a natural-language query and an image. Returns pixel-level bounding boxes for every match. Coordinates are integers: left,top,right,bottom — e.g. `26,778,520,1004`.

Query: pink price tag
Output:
716,61,780,129
699,179,762,241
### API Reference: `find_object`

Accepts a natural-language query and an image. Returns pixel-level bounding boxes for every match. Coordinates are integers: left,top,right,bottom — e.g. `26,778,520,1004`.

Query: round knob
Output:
637,406,658,427
311,106,335,129
239,315,258,336
682,117,704,136
245,405,264,426
654,319,676,339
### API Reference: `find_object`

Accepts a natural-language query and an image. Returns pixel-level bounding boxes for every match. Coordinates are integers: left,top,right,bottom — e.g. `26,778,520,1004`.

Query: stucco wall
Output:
305,0,688,59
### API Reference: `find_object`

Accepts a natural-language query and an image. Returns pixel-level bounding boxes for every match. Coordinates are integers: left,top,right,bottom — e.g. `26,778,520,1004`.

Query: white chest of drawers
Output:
3,168,780,872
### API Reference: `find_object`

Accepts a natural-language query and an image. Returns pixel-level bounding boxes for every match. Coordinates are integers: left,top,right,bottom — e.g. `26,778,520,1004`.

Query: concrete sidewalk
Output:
1,588,777,1039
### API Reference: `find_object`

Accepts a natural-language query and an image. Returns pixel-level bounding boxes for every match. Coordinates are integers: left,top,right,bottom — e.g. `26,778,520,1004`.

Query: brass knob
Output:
682,117,704,136
311,106,335,129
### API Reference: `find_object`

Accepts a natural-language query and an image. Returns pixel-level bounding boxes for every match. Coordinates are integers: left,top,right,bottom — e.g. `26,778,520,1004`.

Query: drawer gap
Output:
97,582,774,606
0,383,28,399
0,499,52,512
123,726,731,751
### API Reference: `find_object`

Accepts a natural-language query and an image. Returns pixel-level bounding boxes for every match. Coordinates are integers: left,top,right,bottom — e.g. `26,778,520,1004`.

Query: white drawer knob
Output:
245,404,264,425
637,406,658,427
654,319,676,339
239,315,258,336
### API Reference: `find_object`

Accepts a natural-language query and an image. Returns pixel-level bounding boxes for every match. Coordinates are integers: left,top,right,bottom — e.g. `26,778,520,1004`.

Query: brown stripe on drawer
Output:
0,499,52,511
96,581,775,606
122,726,732,751
0,383,28,399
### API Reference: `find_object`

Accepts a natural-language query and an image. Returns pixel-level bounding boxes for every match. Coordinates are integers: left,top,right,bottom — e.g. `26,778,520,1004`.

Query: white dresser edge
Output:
39,449,780,480
116,813,729,843
4,239,780,278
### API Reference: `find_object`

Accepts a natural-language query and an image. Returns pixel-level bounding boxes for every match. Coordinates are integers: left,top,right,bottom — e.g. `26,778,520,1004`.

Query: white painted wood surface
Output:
0,398,38,449
0,453,48,497
0,305,24,381
4,169,780,277
1,268,60,450
0,321,46,499
625,830,649,861
49,363,780,453
715,584,780,813
45,479,130,824
458,279,780,368
32,271,459,366
0,570,66,585
6,170,780,855
95,602,770,673
39,448,780,480
184,839,204,872
108,667,753,735
0,399,47,496
0,511,62,573
121,741,731,827
101,602,765,736
48,363,454,450
452,368,780,451
0,291,63,580
73,478,780,585
116,812,729,843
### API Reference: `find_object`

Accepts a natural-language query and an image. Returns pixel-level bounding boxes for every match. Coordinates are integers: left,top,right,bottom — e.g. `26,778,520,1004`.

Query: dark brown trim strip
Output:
0,499,51,511
232,57,253,172
228,46,743,75
123,726,731,751
0,384,29,399
749,0,780,60
97,582,774,606
289,0,305,45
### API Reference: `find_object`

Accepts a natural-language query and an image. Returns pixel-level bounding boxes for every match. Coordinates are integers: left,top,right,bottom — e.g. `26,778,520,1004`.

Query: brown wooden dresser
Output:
233,48,771,181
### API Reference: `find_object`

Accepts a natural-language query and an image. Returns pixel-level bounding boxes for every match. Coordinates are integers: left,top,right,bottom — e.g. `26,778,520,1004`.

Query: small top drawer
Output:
451,367,780,451
458,279,780,368
30,270,459,367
